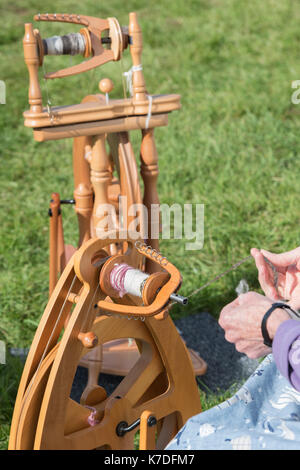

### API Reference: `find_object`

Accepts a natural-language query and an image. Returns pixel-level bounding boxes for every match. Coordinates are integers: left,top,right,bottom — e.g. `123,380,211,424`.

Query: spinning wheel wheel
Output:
9,235,202,450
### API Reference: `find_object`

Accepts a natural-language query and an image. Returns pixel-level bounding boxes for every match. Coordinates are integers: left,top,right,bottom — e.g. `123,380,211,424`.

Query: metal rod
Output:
169,293,188,305
60,199,75,204
116,415,157,437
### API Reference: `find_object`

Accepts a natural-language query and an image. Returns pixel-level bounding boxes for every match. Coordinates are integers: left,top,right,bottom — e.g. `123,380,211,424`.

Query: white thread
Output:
145,94,153,130
123,268,149,297
123,64,143,96
84,149,92,161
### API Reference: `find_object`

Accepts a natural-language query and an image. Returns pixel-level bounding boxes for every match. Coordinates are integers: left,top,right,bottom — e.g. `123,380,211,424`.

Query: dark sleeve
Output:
272,319,300,391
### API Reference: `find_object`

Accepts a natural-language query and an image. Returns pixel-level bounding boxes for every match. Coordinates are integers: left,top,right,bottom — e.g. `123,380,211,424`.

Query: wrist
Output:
265,308,290,340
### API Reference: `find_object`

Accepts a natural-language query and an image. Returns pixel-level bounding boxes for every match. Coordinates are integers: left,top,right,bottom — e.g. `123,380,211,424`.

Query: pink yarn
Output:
85,406,100,427
110,263,132,297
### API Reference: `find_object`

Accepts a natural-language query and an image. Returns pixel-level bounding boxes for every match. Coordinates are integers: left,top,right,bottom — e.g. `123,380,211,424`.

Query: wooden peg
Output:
67,292,79,304
99,78,114,94
78,332,98,348
99,78,114,104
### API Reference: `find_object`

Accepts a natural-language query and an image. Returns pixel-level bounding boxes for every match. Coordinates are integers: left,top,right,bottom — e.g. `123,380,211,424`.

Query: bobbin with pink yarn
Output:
110,263,150,298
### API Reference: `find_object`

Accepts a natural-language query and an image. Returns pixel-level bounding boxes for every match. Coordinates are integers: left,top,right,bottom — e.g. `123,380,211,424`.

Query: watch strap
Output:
261,302,299,347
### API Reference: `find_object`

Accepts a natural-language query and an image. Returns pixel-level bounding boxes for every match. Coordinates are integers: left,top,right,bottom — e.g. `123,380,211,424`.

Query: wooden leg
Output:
57,207,66,272
49,193,63,296
139,410,156,450
49,193,76,296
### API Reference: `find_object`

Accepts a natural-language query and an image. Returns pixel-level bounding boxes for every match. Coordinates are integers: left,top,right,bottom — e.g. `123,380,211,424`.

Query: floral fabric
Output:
166,354,300,450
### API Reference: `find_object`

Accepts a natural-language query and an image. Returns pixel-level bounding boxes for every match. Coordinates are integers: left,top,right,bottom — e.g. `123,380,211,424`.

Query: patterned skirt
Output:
166,354,300,450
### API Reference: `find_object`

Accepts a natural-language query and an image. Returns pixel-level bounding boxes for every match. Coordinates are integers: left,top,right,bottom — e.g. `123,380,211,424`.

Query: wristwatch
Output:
261,302,300,347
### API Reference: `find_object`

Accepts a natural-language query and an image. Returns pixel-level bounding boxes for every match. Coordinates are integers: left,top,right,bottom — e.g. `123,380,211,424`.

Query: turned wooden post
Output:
73,136,94,247
128,12,147,102
140,128,160,249
23,24,43,113
90,135,112,237
74,183,94,246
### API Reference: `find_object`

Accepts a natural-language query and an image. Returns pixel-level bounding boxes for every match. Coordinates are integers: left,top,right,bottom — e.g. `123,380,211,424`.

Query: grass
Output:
1,0,300,449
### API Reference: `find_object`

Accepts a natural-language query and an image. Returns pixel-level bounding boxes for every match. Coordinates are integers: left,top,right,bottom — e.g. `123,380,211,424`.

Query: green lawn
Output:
1,0,300,449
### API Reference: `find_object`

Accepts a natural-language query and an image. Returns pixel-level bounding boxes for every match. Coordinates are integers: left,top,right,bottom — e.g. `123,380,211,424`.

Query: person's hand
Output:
218,291,290,359
251,246,300,309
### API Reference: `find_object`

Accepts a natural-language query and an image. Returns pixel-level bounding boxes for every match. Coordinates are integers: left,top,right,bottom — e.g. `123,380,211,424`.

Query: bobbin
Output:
99,254,170,306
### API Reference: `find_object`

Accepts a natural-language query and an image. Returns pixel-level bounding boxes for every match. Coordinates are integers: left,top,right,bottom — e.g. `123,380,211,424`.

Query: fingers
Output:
260,248,300,268
251,248,281,299
235,339,271,359
250,247,260,258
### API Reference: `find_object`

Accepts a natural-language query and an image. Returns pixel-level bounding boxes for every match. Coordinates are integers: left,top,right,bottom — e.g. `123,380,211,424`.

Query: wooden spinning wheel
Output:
9,11,207,449
20,10,207,379
9,235,202,450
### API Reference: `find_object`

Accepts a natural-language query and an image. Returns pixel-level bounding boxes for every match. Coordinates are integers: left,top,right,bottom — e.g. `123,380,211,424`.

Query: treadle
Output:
79,340,207,377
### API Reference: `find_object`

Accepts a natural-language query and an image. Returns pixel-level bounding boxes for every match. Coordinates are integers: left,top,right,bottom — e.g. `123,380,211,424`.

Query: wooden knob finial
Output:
78,332,98,348
99,78,114,94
